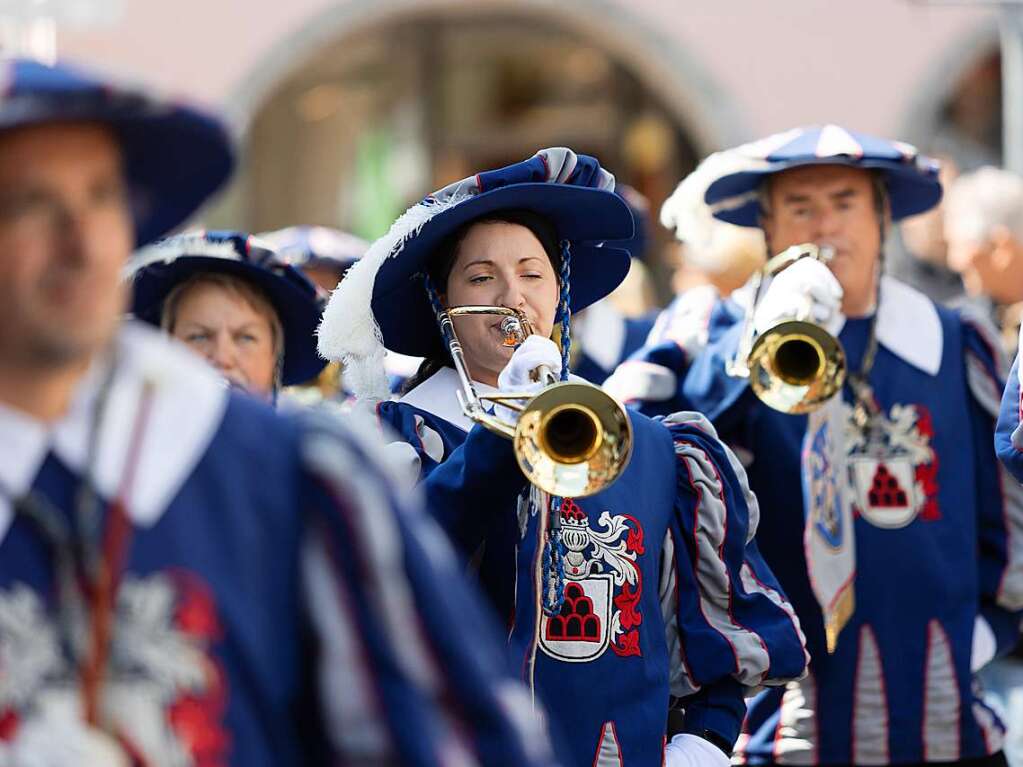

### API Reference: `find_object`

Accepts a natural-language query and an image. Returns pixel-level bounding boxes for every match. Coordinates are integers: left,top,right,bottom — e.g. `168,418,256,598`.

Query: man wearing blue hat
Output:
0,58,559,766
618,126,1022,766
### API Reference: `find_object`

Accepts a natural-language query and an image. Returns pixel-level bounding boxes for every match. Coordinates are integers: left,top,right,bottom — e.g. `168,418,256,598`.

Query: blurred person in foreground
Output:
612,125,1023,766
945,166,1023,355
0,57,557,766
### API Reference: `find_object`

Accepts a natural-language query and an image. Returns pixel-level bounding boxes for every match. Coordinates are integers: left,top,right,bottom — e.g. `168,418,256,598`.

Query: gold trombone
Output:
438,305,633,498
727,243,846,414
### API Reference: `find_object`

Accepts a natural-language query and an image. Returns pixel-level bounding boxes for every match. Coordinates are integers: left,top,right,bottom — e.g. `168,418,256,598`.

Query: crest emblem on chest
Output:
0,572,229,766
538,499,645,662
843,402,939,529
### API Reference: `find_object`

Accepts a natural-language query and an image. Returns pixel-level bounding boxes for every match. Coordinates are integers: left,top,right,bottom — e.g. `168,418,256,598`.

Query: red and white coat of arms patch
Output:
844,402,939,529
0,571,229,766
538,499,645,662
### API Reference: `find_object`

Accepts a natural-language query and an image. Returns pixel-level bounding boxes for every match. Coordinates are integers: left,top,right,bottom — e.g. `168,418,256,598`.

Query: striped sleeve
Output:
960,312,1023,655
297,409,558,767
660,411,808,744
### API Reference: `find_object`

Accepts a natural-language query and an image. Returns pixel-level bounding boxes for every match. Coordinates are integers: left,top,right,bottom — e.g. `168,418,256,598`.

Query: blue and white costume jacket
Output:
0,324,556,767
379,367,809,766
617,276,1023,764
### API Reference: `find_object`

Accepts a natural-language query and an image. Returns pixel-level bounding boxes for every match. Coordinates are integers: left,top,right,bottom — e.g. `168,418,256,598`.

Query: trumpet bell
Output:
513,382,633,497
748,319,846,414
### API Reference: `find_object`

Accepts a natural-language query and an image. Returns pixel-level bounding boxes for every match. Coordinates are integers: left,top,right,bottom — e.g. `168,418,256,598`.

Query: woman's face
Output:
171,280,278,399
443,221,560,385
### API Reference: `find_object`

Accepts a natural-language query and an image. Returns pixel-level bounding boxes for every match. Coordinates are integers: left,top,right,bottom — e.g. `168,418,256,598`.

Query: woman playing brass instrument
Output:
318,148,808,766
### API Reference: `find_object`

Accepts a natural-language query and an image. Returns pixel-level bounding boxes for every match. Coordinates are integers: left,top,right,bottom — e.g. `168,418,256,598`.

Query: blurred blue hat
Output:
258,226,368,277
615,184,650,260
705,125,942,226
0,58,234,245
318,148,635,388
127,231,325,385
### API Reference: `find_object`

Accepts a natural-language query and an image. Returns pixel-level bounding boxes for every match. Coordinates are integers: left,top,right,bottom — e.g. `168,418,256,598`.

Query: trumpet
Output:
438,305,633,498
727,243,846,414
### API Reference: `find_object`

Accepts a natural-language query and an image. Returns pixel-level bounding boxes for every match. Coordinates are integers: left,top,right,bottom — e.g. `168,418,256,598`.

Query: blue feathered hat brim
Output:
0,59,233,246
130,256,326,385
371,182,634,358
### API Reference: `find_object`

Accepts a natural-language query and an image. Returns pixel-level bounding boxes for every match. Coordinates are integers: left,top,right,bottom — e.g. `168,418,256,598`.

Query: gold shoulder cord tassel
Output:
825,587,855,654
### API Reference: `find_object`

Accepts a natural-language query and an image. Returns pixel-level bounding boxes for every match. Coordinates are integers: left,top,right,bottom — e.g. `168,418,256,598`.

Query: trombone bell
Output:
748,320,846,414
514,381,633,498
729,243,848,414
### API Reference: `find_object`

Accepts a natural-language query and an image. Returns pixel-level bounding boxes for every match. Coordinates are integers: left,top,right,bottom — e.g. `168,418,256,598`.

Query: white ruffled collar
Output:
399,367,497,433
838,275,943,376
0,322,228,543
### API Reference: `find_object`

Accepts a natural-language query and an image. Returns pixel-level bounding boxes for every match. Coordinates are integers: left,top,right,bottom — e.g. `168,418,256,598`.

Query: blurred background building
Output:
4,0,1006,300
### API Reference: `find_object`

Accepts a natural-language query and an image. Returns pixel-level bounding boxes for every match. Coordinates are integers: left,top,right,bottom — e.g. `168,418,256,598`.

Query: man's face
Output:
761,165,883,315
946,227,1023,305
0,122,134,369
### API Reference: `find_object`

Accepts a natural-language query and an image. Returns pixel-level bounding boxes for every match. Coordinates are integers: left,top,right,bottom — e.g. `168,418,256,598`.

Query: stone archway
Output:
200,0,754,312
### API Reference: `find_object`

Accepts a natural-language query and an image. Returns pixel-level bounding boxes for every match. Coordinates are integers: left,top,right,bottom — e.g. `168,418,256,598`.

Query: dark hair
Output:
402,210,562,394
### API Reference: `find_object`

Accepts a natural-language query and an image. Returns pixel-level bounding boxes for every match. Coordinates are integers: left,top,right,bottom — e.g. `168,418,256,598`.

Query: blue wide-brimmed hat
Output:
0,58,233,246
705,125,942,226
127,231,325,386
317,148,634,400
259,226,368,278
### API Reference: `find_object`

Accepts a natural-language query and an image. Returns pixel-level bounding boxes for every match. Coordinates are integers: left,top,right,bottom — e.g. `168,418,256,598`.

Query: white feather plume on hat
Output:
316,193,470,403
660,151,768,274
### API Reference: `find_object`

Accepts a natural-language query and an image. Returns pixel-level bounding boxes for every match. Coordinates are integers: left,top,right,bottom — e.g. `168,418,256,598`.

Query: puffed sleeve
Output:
375,400,466,482
296,409,559,766
660,411,809,745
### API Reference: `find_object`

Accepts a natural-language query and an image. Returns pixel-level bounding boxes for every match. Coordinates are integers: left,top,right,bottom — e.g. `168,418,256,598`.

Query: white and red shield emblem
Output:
537,499,645,663
0,572,228,766
844,402,939,529
540,575,613,662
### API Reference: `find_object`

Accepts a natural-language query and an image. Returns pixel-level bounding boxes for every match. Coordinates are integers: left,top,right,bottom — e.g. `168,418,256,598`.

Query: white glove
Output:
1,714,129,767
497,335,562,390
663,733,731,767
494,336,562,423
754,257,844,337
971,614,997,672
